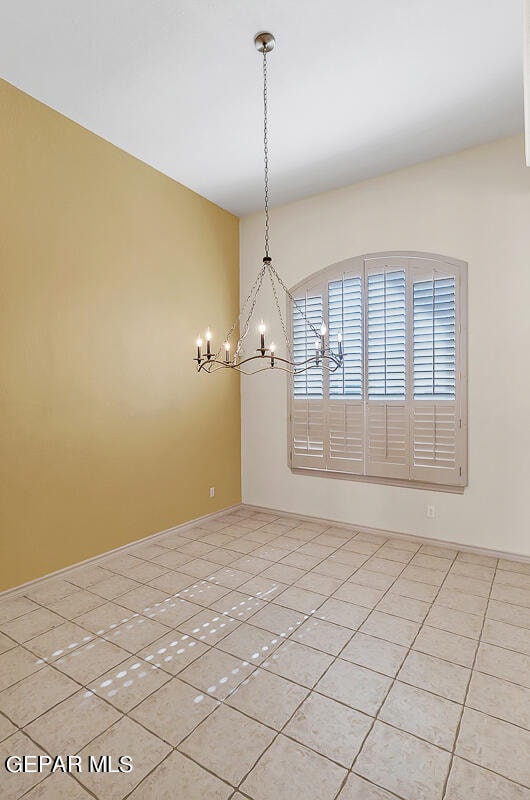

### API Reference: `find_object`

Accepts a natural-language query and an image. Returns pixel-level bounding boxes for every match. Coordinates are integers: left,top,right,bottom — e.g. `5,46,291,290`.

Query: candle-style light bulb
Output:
320,323,327,336
320,323,326,357
338,331,343,359
270,342,275,367
224,341,231,364
315,338,320,366
206,328,212,357
259,320,266,355
196,337,203,362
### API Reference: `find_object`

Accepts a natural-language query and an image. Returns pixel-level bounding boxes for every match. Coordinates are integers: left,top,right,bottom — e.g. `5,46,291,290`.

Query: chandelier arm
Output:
224,262,266,348
236,264,268,354
269,263,321,339
266,267,293,360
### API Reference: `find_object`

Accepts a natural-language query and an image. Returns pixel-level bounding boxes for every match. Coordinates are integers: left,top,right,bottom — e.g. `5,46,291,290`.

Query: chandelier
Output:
194,32,344,376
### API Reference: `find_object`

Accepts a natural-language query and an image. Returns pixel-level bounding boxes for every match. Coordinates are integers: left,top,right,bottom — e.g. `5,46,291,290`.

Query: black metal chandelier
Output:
194,32,344,376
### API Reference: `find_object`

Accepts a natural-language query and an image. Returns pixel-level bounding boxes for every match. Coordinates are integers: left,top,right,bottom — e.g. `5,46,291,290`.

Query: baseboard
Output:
0,503,242,601
241,503,530,564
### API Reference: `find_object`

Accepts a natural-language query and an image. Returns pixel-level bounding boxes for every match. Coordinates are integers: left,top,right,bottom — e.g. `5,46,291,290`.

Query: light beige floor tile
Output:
177,580,229,608
482,618,530,656
411,554,452,571
146,570,195,594
138,631,209,674
22,774,94,799
444,573,492,598
262,564,306,584
316,659,391,715
0,646,44,691
237,576,288,600
388,578,437,603
250,604,307,636
26,579,77,606
102,554,147,575
264,640,333,688
445,756,530,800
434,588,488,615
152,549,194,569
291,617,353,655
273,587,327,614
413,626,478,668
491,583,530,608
0,731,48,800
498,559,530,575
496,570,530,590
207,566,254,588
0,609,64,643
209,590,265,621
334,583,385,609
349,569,395,591
25,690,120,753
115,585,169,614
142,596,203,628
77,717,171,800
101,616,170,653
128,751,232,800
379,541,419,556
399,650,470,703
74,601,135,635
315,599,370,629
0,665,78,726
0,633,15,655
376,594,430,623
380,681,461,750
24,622,93,661
282,552,322,570
314,560,356,580
456,552,497,567
88,656,171,711
179,541,216,557
125,561,169,583
342,540,380,556
47,589,105,618
89,575,141,601
0,712,17,742
0,596,39,625
400,565,446,586
425,605,483,639
334,550,373,568
66,565,115,589
217,622,281,665
363,557,405,577
285,691,372,767
450,561,495,581
359,611,420,647
475,642,530,688
226,668,308,729
488,596,530,625
230,555,274,573
180,558,227,579
418,544,457,559
341,633,407,677
456,708,530,786
467,671,530,729
179,704,275,786
53,637,130,684
355,722,451,799
241,734,346,800
178,648,254,700
338,773,401,799
178,608,240,645
130,676,218,745
130,542,171,561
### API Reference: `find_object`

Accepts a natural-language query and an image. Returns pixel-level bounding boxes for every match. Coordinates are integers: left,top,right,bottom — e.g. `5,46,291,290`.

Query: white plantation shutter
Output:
291,290,325,469
365,263,409,478
410,265,464,485
288,253,467,489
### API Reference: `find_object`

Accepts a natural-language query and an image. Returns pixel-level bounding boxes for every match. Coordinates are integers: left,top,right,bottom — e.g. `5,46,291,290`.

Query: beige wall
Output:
0,79,241,591
240,135,530,556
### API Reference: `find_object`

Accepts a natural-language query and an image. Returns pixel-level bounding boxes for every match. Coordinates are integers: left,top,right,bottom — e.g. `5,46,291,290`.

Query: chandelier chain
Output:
263,49,270,259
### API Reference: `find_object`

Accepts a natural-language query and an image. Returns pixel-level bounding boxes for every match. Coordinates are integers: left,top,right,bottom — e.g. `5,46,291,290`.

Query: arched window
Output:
288,252,467,491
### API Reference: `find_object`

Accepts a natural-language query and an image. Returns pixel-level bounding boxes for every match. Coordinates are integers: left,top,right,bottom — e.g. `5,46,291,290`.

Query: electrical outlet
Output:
209,487,215,498
427,504,435,519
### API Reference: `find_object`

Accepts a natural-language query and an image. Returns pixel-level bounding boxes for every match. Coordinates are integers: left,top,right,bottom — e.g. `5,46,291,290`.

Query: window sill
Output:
290,466,466,494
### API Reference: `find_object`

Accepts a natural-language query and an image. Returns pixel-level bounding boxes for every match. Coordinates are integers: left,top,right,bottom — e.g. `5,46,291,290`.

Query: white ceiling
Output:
0,0,525,215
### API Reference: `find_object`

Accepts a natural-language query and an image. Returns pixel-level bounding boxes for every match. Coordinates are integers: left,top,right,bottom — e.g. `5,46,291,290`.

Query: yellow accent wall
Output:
0,79,241,592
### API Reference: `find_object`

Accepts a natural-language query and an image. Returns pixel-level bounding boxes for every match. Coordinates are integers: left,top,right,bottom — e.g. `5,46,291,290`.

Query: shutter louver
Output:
366,403,409,478
291,399,326,469
413,277,456,399
328,399,364,473
367,270,406,399
328,277,363,398
410,403,462,484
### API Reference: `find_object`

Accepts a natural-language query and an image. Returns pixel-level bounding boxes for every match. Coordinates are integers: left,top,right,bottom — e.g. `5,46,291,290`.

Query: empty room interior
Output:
2,2,530,799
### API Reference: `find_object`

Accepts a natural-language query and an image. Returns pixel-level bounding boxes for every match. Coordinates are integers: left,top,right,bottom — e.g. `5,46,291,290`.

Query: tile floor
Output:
1,507,530,799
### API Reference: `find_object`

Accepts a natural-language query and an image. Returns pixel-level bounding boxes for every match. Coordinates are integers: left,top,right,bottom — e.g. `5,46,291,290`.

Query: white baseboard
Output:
0,503,241,601
240,503,530,564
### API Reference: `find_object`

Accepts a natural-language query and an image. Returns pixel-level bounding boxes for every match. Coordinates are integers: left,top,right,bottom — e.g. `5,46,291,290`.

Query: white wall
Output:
240,135,530,556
